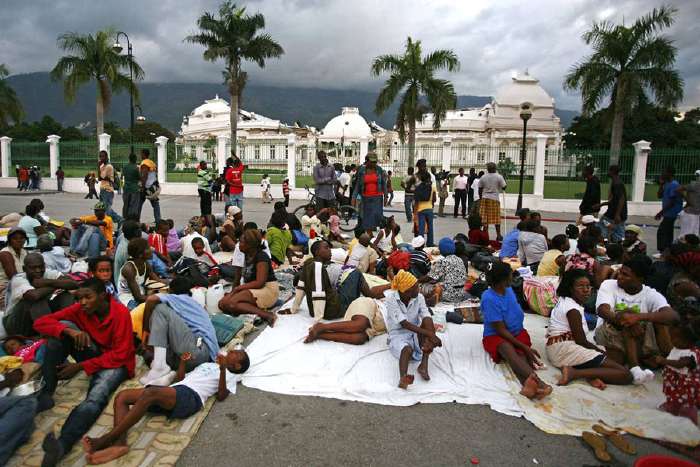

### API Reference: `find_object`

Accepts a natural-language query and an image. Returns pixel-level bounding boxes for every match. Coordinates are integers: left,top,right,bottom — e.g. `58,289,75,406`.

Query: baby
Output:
3,336,46,364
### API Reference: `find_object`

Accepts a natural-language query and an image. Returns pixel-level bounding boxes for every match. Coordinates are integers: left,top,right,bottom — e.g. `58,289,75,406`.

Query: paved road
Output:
1,192,680,466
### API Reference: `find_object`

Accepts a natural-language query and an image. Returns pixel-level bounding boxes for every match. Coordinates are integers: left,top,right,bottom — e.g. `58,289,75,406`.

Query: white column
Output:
216,135,229,174
155,136,169,183
98,133,111,157
632,140,651,203
533,134,547,197
46,135,61,178
359,136,369,162
441,136,452,172
0,136,12,178
287,134,297,189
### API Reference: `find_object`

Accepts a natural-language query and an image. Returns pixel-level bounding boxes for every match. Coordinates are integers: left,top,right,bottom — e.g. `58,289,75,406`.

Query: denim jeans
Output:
99,189,122,225
417,208,434,247
41,321,128,452
599,216,625,242
70,224,108,258
0,395,38,465
404,194,414,222
139,192,162,223
57,178,63,192
229,193,243,210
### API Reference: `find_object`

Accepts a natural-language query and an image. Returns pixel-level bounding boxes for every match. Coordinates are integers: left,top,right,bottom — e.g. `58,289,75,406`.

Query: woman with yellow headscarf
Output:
384,270,442,389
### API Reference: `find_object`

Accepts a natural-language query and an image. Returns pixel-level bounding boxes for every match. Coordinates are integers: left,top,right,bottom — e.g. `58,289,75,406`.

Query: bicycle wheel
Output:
293,203,310,223
338,205,359,232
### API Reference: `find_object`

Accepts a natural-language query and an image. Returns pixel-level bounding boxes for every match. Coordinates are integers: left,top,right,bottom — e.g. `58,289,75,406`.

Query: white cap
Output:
581,215,598,225
227,206,242,216
411,235,426,248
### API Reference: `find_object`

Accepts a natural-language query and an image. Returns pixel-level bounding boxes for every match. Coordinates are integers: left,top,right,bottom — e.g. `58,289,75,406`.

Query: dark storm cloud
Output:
1,0,698,110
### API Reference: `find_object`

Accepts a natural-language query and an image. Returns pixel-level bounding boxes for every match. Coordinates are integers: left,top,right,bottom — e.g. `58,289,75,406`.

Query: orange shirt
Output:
79,214,114,248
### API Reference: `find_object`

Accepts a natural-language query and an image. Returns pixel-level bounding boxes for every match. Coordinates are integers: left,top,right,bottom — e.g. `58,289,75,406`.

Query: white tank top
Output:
117,260,146,306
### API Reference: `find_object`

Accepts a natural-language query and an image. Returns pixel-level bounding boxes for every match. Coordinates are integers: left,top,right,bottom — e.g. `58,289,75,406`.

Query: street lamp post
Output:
517,103,533,212
112,32,134,155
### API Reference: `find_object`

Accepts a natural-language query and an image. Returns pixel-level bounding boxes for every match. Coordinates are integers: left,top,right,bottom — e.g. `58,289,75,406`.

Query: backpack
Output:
170,256,210,287
414,181,433,202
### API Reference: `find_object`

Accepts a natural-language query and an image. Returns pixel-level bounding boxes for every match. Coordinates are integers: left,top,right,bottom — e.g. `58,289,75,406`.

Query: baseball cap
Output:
625,224,642,238
411,235,426,248
581,215,598,225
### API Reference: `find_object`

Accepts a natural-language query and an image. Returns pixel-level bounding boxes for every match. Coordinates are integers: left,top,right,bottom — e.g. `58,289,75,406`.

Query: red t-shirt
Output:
226,165,245,195
363,172,380,197
148,232,168,257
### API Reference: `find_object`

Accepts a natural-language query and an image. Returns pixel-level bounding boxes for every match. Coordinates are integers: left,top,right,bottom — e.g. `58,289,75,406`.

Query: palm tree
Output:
186,1,284,145
0,64,24,127
371,37,460,168
564,6,683,164
50,28,144,138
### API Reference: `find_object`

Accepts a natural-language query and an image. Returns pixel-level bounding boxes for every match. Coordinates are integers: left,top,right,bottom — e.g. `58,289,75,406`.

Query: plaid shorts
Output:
479,198,501,225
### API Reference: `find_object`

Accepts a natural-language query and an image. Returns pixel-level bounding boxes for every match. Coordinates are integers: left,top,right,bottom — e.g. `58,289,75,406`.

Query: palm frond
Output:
422,50,460,73
423,78,457,130
628,36,677,70
370,54,405,77
374,73,407,115
631,5,676,40
0,64,8,78
243,35,284,67
635,67,684,107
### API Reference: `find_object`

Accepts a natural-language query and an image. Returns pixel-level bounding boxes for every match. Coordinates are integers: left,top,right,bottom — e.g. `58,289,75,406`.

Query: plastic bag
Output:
523,277,558,317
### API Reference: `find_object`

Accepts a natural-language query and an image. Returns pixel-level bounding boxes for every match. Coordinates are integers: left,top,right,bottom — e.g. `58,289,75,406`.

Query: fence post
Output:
441,136,452,172
0,136,11,178
98,133,111,157
632,140,651,203
46,135,60,179
216,135,229,174
360,136,369,161
155,136,168,183
287,134,297,189
533,134,547,197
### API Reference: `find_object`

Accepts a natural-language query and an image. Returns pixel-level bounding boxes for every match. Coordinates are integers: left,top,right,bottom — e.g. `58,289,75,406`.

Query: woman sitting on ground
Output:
18,203,46,250
117,238,161,310
517,219,548,273
420,237,468,303
0,227,28,310
547,269,632,389
536,234,569,277
565,235,611,288
481,261,552,399
266,210,295,265
218,229,280,326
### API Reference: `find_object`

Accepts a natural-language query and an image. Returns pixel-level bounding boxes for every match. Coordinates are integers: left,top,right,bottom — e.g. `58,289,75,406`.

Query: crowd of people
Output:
0,150,699,466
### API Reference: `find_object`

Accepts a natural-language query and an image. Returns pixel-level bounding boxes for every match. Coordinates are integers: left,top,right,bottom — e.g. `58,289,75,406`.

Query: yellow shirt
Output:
79,214,114,248
130,303,146,341
537,249,564,276
416,185,437,212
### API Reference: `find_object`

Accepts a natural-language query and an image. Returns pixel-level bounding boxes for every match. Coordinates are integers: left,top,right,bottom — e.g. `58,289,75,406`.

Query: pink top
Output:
14,339,46,363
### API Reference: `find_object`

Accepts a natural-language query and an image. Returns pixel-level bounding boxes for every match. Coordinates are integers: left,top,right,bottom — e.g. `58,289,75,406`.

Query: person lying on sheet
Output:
282,239,389,321
82,350,249,465
304,296,387,344
481,261,552,400
383,270,442,389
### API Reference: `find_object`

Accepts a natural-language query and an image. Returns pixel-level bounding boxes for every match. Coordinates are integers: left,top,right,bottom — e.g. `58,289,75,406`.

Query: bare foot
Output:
588,378,607,390
87,446,129,465
304,323,322,343
266,312,278,328
398,374,415,389
520,374,539,399
557,366,573,386
535,383,553,400
82,435,108,454
417,364,430,381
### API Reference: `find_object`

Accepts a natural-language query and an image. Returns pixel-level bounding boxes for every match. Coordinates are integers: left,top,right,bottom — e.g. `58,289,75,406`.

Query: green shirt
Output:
197,168,213,192
267,226,292,264
122,163,141,193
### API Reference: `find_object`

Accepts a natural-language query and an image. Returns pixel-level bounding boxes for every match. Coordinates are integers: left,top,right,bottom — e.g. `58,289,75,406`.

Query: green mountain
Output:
6,72,578,132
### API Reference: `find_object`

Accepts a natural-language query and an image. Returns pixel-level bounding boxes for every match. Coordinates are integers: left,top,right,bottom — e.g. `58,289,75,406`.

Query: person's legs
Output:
70,224,87,254
231,193,243,210
657,217,675,253
417,209,427,239
305,315,371,344
558,358,633,387
424,209,434,246
219,290,276,326
85,227,107,258
2,297,51,336
438,197,445,216
149,198,162,223
404,195,413,222
0,395,38,465
147,304,209,372
398,345,413,389
198,189,206,216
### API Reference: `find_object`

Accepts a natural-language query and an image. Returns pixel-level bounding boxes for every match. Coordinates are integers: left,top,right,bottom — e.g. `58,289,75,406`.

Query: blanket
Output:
242,310,700,446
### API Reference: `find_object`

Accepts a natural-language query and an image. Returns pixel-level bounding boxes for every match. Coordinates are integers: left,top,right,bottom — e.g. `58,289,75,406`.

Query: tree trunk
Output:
608,81,626,166
408,118,416,169
229,63,239,154
96,95,104,139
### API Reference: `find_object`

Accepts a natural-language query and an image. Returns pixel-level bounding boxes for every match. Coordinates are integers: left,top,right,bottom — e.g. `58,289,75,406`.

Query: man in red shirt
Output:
34,278,135,467
225,154,245,210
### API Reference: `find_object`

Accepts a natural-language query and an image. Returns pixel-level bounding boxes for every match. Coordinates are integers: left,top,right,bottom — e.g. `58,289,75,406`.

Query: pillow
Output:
211,314,245,346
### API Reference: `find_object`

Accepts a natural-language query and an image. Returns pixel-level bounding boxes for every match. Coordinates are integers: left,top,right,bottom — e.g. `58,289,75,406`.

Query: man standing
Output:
579,165,601,219
467,167,477,212
35,278,135,467
313,151,337,210
225,154,245,209
453,167,469,219
415,159,437,247
598,165,627,242
121,153,141,220
55,166,64,192
337,165,351,206
98,150,122,225
478,162,507,241
655,167,683,253
677,169,700,238
401,167,416,223
197,161,213,216
222,157,234,207
138,149,161,223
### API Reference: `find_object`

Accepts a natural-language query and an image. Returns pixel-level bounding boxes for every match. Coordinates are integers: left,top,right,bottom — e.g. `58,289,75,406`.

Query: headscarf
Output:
438,237,456,256
391,270,417,293
387,250,411,272
673,251,700,270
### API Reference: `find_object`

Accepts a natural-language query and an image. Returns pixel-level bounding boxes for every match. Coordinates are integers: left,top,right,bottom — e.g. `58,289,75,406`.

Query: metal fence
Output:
10,142,50,176
644,148,700,200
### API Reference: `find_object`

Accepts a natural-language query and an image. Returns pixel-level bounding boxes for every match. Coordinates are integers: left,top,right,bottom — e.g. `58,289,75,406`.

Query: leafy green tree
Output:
371,37,459,168
50,29,144,139
186,1,284,144
497,157,517,179
564,6,683,164
0,64,24,127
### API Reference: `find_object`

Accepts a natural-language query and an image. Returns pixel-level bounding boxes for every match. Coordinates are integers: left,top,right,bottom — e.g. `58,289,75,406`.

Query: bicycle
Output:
293,185,359,232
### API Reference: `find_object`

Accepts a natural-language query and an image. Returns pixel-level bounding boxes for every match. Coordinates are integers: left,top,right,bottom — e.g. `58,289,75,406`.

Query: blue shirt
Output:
158,293,220,361
499,228,520,258
383,289,431,336
481,287,524,337
662,180,682,219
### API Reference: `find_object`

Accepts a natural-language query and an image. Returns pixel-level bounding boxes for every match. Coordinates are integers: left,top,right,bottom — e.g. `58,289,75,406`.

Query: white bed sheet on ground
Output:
242,306,700,445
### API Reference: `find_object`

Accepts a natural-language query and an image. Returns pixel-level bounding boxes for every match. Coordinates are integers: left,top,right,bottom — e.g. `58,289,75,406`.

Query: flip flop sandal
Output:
582,431,611,463
592,424,636,455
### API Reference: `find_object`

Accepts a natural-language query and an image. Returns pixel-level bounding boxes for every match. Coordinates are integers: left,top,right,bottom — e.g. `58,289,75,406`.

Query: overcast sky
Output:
1,0,698,111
